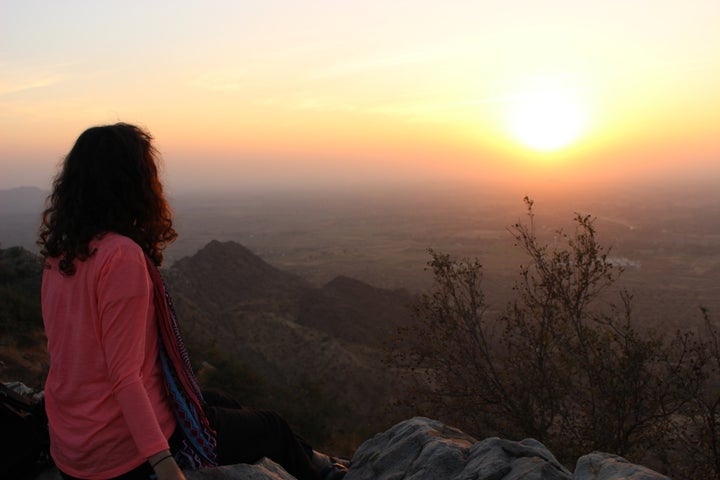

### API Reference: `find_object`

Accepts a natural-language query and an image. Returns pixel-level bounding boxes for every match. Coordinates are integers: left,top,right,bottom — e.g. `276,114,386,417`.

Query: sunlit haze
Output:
1,1,719,196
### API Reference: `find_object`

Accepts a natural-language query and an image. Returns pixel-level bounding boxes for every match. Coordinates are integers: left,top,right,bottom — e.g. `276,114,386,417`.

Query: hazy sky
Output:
1,0,719,194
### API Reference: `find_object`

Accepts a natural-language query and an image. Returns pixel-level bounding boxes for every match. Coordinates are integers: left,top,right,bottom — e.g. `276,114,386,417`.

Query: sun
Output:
507,89,587,152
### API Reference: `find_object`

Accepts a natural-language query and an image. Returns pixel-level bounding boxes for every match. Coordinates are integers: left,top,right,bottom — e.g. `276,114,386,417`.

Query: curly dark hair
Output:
38,123,178,274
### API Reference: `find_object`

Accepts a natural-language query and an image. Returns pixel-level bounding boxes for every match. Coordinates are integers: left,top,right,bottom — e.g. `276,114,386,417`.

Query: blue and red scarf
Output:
145,256,218,469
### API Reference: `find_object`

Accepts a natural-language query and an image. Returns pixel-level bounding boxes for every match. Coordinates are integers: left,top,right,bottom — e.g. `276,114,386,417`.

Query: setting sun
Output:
507,89,588,152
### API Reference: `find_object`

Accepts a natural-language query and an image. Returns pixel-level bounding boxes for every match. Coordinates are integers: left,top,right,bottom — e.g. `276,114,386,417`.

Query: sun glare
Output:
507,89,588,152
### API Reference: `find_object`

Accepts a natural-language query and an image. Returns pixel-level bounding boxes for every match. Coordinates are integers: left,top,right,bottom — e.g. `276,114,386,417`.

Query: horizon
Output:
1,1,719,195
3,172,720,208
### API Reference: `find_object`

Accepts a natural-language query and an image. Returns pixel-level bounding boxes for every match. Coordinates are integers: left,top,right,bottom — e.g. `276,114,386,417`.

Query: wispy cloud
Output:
0,74,65,97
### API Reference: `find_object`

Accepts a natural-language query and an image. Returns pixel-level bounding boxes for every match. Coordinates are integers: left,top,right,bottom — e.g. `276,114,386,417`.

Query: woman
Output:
38,123,346,480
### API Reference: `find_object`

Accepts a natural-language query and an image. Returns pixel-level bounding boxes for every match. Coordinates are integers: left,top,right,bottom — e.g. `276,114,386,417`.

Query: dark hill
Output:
166,240,312,314
296,275,414,347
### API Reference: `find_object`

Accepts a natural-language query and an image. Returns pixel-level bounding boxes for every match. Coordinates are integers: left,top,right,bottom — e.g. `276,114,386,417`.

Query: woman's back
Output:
42,232,175,479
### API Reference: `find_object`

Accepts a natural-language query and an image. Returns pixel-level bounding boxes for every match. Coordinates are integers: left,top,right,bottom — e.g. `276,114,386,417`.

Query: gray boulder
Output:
345,416,571,480
572,452,671,480
344,417,671,480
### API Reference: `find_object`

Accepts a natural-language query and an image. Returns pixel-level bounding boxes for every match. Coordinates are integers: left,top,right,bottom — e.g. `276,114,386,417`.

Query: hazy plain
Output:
161,178,720,331
2,177,718,331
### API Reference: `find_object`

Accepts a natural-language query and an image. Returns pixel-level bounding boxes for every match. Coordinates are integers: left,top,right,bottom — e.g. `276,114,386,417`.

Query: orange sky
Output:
1,1,719,194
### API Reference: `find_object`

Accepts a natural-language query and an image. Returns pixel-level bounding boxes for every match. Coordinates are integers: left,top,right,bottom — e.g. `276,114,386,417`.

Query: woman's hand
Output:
149,450,186,480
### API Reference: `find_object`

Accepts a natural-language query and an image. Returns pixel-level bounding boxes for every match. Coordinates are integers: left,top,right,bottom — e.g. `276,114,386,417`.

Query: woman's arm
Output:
97,242,172,460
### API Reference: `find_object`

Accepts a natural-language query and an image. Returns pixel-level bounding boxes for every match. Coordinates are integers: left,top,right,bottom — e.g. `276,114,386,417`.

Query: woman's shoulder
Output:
92,233,146,262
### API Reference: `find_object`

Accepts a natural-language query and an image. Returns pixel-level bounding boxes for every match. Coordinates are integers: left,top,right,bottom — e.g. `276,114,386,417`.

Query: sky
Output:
1,0,719,195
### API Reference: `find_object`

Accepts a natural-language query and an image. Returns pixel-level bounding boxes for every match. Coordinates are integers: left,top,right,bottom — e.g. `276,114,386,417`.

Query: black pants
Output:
60,390,321,480
203,389,321,480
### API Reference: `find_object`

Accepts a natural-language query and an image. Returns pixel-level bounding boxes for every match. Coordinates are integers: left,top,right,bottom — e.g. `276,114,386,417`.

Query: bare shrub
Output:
389,198,704,474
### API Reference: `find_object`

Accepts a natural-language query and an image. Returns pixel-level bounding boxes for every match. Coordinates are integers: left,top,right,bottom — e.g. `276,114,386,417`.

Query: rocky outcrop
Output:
342,417,670,480
346,417,571,480
33,417,671,480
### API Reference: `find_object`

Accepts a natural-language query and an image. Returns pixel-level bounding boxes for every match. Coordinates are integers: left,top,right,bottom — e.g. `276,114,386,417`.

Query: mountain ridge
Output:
162,240,410,439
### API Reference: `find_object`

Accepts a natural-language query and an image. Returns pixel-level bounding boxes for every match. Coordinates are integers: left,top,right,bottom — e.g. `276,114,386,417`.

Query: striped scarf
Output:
145,256,218,469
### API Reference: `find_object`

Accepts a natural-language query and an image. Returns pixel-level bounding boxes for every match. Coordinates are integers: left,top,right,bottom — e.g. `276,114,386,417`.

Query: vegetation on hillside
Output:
0,245,48,386
184,339,353,454
388,197,719,479
0,246,43,333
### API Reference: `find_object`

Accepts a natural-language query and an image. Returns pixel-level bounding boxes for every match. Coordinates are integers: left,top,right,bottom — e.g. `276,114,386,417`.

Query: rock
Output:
186,458,296,480
345,416,572,480
572,452,671,480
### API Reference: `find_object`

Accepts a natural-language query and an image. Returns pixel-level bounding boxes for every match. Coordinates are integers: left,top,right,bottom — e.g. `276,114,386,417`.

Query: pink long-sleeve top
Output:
42,232,176,479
